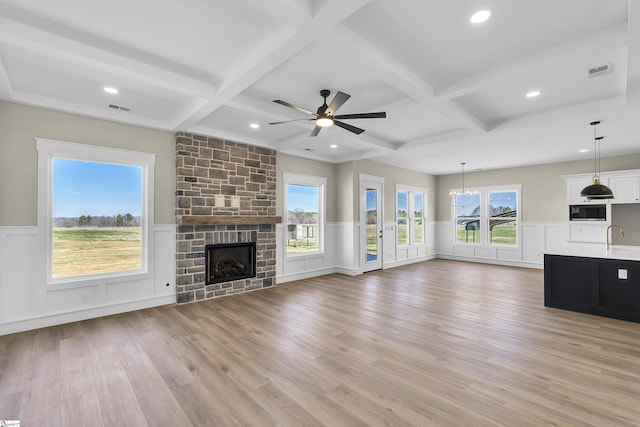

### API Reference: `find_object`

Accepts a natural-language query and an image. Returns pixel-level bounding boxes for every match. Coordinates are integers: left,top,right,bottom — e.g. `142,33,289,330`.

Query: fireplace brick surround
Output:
175,132,280,303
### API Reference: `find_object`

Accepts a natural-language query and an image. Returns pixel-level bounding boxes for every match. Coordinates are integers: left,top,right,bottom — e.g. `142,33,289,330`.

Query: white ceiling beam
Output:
176,0,373,130
0,54,14,100
272,125,398,153
435,24,629,100
398,129,471,150
489,95,627,132
330,24,486,134
12,90,175,131
0,17,217,98
626,0,640,84
188,124,278,150
241,0,313,27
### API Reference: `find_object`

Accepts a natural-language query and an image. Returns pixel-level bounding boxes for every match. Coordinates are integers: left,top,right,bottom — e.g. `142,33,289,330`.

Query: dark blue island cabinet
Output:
544,254,640,323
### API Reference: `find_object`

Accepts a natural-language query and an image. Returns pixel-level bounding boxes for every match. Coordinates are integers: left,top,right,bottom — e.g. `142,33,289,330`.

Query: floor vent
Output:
587,63,612,78
108,104,130,112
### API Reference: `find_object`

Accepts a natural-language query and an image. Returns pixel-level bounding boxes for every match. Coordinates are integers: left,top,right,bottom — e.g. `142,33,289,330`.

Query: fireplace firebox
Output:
205,242,256,285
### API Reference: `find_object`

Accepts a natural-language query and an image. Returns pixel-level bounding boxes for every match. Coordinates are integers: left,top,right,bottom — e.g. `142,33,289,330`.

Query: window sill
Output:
47,270,149,290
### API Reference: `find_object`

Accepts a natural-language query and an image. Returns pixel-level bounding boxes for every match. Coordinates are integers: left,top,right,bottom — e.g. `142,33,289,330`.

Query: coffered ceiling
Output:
1,0,638,174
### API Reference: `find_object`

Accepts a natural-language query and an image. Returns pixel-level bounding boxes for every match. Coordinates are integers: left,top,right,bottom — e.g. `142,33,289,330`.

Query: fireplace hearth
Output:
206,242,256,284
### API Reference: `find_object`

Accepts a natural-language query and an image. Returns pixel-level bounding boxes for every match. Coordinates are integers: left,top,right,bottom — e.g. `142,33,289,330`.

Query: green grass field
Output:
456,223,516,244
52,227,142,278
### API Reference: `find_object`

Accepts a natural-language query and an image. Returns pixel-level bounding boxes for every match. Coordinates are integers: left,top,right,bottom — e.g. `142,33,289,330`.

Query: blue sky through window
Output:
53,158,142,217
286,184,319,212
489,191,517,210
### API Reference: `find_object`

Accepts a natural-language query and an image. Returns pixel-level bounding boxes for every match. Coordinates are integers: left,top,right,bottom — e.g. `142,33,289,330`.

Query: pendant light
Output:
580,121,614,199
450,162,477,206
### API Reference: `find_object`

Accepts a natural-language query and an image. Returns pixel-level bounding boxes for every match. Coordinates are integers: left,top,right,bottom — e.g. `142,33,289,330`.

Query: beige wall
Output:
276,153,339,222
350,160,436,223
435,154,640,222
0,101,175,226
276,156,436,224
611,204,640,246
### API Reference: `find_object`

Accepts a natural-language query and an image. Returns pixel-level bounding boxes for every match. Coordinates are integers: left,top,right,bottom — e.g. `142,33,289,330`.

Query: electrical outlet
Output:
618,269,628,280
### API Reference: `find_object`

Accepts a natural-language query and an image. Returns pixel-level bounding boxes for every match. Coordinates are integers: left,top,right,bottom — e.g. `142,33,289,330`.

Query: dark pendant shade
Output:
580,178,614,199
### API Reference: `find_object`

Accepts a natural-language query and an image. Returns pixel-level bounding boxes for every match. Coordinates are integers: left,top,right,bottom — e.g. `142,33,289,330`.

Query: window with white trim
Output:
37,139,155,283
283,172,326,255
396,185,428,246
452,185,520,247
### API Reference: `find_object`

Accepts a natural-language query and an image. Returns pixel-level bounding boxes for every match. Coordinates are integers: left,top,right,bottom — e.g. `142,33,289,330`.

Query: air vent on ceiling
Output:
108,104,130,112
587,63,612,79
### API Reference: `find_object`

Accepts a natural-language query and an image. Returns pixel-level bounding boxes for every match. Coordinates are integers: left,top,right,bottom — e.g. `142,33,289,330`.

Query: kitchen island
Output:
544,247,640,323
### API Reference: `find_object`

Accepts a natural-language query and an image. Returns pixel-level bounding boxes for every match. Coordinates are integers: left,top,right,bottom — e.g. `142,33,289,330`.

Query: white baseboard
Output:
276,267,341,284
437,254,543,270
384,254,436,269
0,295,176,336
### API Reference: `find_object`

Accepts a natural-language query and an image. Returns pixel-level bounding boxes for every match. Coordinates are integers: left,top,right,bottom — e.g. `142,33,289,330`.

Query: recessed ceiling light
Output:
526,90,541,98
330,144,338,149
579,148,589,153
470,10,491,24
250,123,260,129
103,86,118,94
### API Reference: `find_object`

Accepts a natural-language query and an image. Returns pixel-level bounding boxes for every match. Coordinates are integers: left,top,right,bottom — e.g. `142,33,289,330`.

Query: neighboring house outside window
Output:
283,172,326,255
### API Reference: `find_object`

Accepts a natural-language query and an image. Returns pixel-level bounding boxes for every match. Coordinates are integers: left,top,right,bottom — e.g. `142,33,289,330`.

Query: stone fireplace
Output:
175,132,280,303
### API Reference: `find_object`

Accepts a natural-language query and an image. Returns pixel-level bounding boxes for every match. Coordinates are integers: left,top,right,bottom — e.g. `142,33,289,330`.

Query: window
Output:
413,193,424,244
488,191,517,245
455,193,481,244
283,172,326,255
37,138,155,283
397,191,408,245
396,186,427,246
452,185,520,246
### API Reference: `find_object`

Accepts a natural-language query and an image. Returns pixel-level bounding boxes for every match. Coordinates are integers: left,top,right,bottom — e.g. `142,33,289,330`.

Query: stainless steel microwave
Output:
569,204,606,221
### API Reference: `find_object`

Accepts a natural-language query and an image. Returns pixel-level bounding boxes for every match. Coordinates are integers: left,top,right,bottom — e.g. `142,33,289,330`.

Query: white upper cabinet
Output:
609,176,640,204
564,169,640,205
566,177,607,205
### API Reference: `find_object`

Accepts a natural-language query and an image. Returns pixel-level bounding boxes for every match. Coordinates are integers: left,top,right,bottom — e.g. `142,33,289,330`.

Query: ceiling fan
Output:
269,89,386,137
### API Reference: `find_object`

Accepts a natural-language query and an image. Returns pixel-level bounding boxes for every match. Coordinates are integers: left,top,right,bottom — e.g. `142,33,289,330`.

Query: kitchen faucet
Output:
606,224,624,249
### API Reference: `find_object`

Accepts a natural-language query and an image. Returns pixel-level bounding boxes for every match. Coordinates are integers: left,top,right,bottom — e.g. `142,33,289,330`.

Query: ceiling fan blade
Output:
309,125,322,137
325,91,351,116
269,118,315,125
333,120,365,135
273,99,315,116
334,112,387,120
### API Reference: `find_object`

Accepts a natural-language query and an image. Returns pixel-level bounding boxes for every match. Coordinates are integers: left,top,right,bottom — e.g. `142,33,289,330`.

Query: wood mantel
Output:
178,215,282,226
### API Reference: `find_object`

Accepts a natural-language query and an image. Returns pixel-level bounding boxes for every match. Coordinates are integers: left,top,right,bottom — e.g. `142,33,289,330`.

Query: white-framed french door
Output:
360,174,384,272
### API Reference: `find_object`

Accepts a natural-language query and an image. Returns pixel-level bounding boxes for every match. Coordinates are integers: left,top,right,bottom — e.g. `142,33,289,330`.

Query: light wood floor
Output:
2,259,640,426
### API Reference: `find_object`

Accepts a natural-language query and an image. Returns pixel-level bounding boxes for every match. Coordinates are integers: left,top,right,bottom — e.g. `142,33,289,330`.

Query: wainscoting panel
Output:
438,221,568,268
0,224,176,335
0,227,40,323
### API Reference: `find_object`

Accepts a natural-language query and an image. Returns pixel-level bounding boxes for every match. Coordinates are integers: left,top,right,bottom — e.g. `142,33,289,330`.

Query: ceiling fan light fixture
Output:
316,116,334,128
